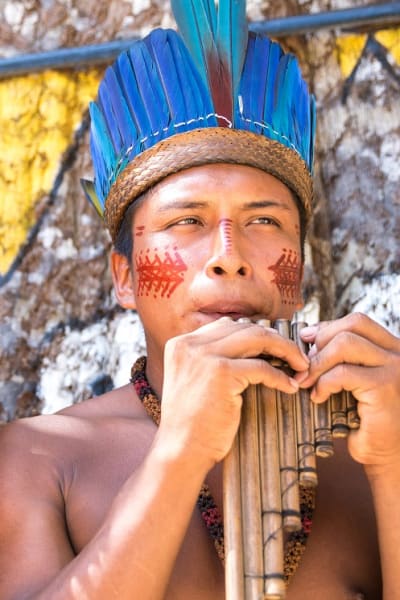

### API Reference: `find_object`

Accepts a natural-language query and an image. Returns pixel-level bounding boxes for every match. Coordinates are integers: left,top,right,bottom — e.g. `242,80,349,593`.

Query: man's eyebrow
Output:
156,200,209,212
241,200,292,211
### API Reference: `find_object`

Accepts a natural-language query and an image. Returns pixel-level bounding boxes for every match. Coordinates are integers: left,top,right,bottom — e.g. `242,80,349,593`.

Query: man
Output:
1,1,399,598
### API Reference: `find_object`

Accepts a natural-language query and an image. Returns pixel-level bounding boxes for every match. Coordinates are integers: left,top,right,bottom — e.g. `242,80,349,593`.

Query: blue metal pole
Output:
0,40,136,78
0,2,399,78
252,2,400,36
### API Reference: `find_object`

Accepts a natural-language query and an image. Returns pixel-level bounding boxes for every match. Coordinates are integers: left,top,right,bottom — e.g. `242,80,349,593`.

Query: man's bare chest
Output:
60,423,380,599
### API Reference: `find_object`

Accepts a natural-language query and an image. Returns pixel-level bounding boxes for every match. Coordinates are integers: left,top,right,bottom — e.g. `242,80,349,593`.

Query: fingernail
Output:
296,371,309,384
289,377,299,390
301,325,318,339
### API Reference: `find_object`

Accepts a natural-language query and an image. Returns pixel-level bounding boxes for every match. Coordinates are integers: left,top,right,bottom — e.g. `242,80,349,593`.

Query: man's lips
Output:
196,302,259,320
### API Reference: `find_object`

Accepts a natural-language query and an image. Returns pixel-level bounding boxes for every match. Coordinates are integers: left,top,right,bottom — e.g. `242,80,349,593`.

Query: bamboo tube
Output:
258,384,286,599
239,383,264,599
291,322,317,488
313,399,334,458
224,434,245,600
346,391,360,429
331,392,349,438
274,319,301,532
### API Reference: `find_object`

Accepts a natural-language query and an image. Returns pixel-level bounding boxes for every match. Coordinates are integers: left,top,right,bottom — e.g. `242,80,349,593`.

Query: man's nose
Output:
204,219,252,278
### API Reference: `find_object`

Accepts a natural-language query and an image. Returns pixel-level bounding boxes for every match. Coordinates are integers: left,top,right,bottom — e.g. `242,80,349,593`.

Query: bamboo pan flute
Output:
223,319,360,600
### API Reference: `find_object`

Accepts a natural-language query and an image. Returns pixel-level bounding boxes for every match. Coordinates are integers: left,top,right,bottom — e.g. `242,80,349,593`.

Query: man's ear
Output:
110,250,137,310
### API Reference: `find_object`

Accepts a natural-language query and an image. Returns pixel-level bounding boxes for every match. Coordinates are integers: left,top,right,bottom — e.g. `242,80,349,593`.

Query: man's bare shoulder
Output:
0,383,153,481
59,381,147,419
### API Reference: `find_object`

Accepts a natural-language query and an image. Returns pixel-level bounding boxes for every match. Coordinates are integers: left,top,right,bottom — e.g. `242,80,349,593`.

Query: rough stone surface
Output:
0,0,399,421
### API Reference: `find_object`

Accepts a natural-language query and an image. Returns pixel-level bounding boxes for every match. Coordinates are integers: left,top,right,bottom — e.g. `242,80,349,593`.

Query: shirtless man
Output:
1,1,400,598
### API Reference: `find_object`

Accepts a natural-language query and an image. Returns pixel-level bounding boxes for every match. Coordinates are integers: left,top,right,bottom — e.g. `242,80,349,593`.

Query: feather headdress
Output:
82,0,316,242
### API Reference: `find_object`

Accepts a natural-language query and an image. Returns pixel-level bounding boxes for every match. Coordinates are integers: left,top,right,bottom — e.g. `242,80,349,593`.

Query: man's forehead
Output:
148,163,295,200
130,167,298,224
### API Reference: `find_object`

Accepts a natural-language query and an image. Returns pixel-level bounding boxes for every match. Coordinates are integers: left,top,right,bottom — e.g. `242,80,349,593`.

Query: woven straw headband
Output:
105,128,313,243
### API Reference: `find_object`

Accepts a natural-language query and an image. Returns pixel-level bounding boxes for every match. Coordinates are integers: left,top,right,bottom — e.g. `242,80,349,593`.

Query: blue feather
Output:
263,41,283,141
97,77,122,154
128,38,170,142
171,0,218,87
80,178,104,217
102,67,139,158
237,33,271,135
235,32,253,130
89,101,117,200
217,0,248,100
115,50,153,150
178,40,218,128
167,30,216,126
145,29,187,125
272,55,293,147
284,57,304,152
201,0,217,37
295,79,309,160
90,135,108,202
250,36,271,131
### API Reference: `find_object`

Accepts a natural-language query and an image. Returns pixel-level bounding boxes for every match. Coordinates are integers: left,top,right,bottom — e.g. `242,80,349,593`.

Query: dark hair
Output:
113,186,308,263
113,201,136,260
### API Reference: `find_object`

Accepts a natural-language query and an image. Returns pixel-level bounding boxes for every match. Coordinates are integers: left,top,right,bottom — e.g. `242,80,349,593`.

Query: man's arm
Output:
366,463,400,599
0,318,308,600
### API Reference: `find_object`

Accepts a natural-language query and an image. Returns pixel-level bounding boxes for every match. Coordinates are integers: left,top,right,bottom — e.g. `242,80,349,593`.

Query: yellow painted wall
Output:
0,69,101,275
336,28,400,79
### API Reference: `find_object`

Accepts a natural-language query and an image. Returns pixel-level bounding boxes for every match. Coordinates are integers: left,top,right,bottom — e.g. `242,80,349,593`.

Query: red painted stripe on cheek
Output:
268,248,301,305
135,225,146,237
135,246,188,299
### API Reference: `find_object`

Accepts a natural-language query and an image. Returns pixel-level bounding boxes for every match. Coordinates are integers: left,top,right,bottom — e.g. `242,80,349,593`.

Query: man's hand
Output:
159,317,310,468
295,313,400,472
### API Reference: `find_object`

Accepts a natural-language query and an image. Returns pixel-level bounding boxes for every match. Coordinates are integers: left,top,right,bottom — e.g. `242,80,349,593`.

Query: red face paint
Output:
218,218,233,254
135,225,145,237
268,248,301,305
135,246,188,299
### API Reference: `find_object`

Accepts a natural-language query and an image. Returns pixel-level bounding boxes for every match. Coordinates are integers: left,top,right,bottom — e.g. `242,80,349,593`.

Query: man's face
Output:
112,163,303,362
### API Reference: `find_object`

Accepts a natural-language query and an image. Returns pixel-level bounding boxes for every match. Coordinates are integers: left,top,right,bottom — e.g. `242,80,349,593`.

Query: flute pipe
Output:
239,385,265,599
224,435,245,600
277,389,302,531
290,320,333,457
258,385,286,599
313,398,334,458
346,391,361,429
291,322,318,487
331,392,350,438
296,388,318,487
274,319,301,532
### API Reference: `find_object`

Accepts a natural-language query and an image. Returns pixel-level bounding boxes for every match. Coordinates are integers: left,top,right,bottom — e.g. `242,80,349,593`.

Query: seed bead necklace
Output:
131,355,314,582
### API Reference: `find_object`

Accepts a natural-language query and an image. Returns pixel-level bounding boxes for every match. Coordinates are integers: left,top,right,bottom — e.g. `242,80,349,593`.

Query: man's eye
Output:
172,217,201,226
251,216,280,226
